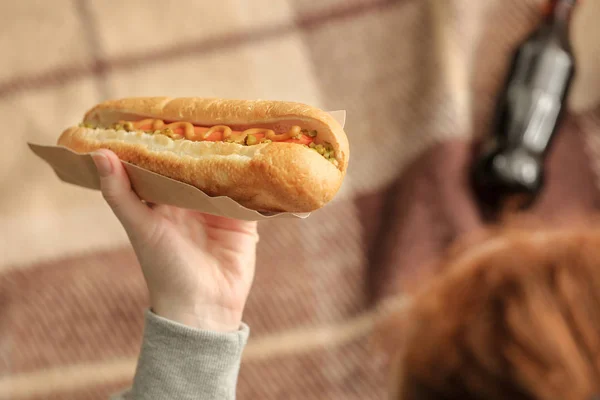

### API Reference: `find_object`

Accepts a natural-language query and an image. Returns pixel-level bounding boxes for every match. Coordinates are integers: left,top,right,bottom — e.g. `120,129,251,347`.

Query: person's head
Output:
380,223,600,400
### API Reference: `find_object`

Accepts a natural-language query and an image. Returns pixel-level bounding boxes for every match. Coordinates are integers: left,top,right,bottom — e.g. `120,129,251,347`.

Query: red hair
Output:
381,221,600,400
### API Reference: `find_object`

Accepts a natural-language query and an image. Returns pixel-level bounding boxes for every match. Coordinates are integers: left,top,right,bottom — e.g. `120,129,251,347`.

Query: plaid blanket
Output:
2,0,600,398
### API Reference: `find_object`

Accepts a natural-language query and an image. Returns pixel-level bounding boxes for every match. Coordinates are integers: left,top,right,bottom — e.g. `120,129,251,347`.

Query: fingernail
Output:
91,152,112,177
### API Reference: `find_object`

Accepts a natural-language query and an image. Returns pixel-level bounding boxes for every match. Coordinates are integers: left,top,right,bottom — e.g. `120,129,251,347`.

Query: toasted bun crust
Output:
83,97,350,172
57,126,343,212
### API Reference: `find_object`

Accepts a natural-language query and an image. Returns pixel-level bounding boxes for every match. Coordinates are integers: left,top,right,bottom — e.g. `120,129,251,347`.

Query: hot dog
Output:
57,97,350,213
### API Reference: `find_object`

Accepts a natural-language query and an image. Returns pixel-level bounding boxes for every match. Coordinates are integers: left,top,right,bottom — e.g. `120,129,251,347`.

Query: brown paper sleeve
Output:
28,110,346,221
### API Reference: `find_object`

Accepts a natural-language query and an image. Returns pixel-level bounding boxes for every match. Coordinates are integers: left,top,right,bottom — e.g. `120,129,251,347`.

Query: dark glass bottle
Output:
472,0,578,212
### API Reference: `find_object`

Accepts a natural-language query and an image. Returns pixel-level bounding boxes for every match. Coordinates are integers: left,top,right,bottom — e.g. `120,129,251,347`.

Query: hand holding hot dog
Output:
92,149,259,332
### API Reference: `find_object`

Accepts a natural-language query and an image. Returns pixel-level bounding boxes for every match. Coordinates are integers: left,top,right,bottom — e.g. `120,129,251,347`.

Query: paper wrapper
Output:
28,110,346,221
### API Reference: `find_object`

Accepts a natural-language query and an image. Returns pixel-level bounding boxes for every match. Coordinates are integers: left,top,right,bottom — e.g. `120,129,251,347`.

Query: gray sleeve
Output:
111,310,249,400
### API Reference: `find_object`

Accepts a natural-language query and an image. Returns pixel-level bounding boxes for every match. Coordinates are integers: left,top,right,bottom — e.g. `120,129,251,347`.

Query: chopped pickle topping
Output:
246,134,258,145
79,120,339,168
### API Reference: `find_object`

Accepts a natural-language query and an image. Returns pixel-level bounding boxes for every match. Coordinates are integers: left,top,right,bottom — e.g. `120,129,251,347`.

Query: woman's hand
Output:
92,149,259,332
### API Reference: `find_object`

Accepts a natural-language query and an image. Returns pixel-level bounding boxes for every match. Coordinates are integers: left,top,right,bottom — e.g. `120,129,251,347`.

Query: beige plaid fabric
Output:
2,0,600,398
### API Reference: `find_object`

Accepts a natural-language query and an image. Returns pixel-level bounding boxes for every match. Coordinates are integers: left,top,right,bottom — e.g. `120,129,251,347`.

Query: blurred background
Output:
1,0,600,399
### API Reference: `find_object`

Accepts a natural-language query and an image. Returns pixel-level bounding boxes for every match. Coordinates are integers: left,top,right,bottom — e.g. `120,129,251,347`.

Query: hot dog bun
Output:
57,97,350,213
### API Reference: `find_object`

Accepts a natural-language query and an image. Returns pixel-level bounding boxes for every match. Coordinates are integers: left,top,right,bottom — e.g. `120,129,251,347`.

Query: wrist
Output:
152,301,244,332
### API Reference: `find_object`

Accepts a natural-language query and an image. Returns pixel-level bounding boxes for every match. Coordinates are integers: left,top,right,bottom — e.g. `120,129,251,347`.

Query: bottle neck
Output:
553,0,576,21
543,0,577,47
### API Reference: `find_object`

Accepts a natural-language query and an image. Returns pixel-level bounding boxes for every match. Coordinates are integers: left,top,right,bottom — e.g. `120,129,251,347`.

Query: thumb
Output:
91,149,154,232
